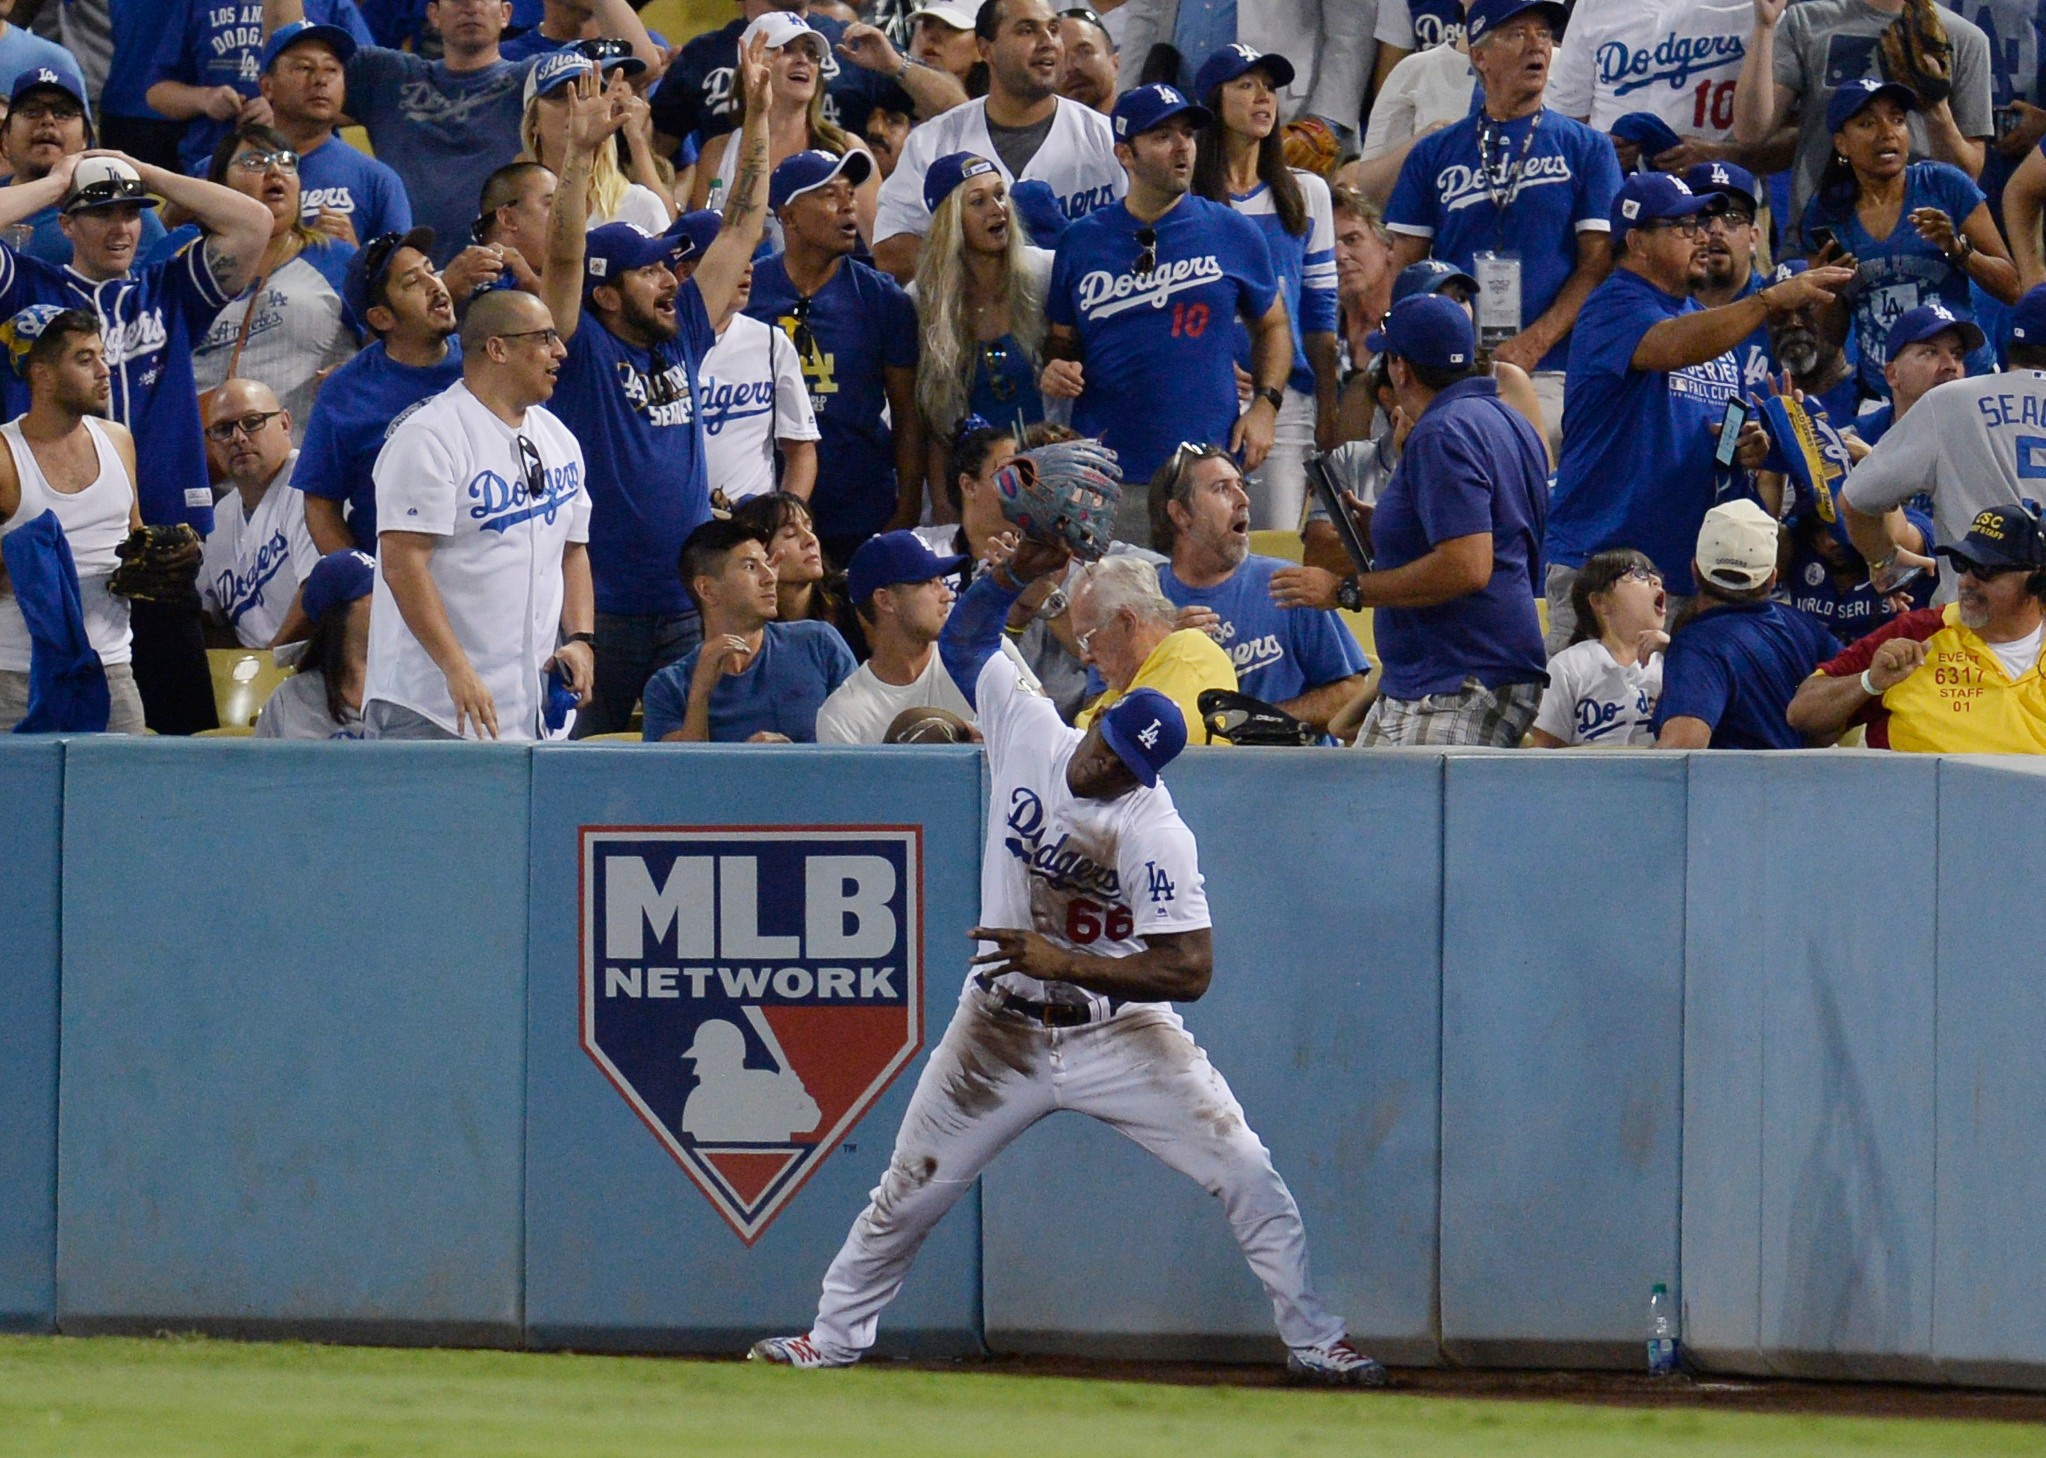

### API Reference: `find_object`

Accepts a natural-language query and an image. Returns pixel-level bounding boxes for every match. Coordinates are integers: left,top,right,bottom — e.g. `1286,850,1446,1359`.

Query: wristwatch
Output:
1335,574,1364,613
1034,585,1070,622
565,631,597,647
1950,234,1975,265
1254,385,1285,411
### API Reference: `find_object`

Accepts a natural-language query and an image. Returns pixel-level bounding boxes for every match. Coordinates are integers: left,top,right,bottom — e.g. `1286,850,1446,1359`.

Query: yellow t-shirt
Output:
1841,603,2046,753
1076,629,1238,744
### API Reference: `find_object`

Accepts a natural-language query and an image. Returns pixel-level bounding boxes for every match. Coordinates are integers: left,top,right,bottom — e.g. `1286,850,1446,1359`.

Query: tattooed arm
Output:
691,31,773,323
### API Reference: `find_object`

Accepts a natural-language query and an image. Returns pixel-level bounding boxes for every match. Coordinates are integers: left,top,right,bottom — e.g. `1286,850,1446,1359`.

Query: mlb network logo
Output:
580,826,923,1243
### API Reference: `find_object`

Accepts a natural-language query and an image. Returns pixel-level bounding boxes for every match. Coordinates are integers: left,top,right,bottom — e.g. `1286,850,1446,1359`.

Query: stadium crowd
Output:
2,0,2046,754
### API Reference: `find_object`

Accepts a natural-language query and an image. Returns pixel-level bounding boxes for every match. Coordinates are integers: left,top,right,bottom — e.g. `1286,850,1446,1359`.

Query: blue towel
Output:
2,510,110,733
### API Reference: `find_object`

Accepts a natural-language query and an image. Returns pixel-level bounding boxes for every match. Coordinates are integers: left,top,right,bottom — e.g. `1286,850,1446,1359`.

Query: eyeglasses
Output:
1699,209,1754,234
1643,217,1706,238
515,433,546,503
231,149,299,174
203,410,282,443
495,326,563,349
12,100,82,124
1619,565,1663,587
1075,621,1105,657
787,296,818,359
1133,226,1157,278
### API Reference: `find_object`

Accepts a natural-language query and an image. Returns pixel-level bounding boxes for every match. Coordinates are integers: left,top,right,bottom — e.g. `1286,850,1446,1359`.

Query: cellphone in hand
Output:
1998,104,2023,140
1807,225,1839,256
1714,396,1752,469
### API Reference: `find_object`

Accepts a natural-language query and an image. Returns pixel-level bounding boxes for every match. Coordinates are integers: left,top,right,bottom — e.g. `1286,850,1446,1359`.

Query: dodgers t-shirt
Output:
744,255,918,547
1384,107,1622,371
293,338,465,548
1547,268,1743,580
640,618,857,742
1371,375,1548,699
1046,195,1279,490
1650,600,1838,748
1158,555,1368,704
296,135,414,244
548,287,718,618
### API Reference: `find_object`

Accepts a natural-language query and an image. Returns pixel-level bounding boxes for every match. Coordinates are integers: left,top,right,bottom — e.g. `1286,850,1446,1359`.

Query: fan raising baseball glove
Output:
108,523,204,610
1878,0,1953,105
992,437,1123,562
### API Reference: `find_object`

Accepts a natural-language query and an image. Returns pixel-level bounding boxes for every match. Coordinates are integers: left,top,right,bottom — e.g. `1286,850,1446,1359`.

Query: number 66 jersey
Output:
971,649,1211,1017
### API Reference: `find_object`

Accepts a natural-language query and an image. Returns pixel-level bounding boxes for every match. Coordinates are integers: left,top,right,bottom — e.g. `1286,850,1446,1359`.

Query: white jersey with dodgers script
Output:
1548,0,1750,136
200,450,320,649
972,648,1209,1017
365,381,592,738
875,97,1126,246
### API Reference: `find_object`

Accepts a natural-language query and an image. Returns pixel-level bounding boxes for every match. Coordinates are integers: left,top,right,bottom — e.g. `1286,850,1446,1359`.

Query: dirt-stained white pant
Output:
809,985,1348,1355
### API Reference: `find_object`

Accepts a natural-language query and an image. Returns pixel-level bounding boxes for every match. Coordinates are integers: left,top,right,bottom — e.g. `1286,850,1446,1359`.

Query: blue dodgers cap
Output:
300,549,376,622
1,304,71,377
1610,112,1683,162
1096,688,1186,788
343,225,435,320
259,20,357,72
1885,301,1986,357
1610,170,1722,246
2010,284,2046,344
584,222,688,294
9,63,86,113
846,530,968,607
1464,0,1566,46
1682,159,1760,212
923,150,999,214
1391,258,1478,305
1110,83,1212,141
769,147,875,210
523,48,595,108
1365,292,1474,369
1191,42,1296,102
1826,76,1917,134
662,208,723,260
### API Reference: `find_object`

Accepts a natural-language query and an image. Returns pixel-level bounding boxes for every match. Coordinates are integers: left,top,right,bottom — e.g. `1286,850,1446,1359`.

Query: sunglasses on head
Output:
574,36,633,63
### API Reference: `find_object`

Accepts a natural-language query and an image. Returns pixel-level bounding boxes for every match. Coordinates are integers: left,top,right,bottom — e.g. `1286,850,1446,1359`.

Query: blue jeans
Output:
575,609,702,737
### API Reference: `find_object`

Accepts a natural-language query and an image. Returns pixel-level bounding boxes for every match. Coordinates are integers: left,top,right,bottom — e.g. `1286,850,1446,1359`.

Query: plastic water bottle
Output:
1647,1282,1679,1375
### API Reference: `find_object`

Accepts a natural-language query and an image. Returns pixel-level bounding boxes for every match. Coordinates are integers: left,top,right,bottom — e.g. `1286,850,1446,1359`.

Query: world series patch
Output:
580,826,923,1243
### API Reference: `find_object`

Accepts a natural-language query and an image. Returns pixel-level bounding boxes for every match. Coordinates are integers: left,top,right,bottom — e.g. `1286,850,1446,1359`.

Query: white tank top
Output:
0,417,134,670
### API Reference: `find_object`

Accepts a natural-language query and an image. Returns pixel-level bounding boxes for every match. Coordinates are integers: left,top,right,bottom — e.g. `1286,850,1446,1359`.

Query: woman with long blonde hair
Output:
521,53,672,233
912,152,1049,502
693,11,877,248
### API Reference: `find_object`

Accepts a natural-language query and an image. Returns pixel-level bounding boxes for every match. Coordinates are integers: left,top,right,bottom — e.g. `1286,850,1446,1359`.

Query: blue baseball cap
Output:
523,48,595,108
584,222,688,295
1825,77,1917,134
1097,688,1186,788
769,147,875,210
259,19,357,72
1682,159,1760,213
1110,83,1212,141
923,151,1000,214
846,530,968,608
1770,259,1808,285
1610,112,1683,163
1464,0,1566,47
1191,42,1296,103
1391,258,1479,305
1365,292,1474,370
1610,170,1723,246
9,64,86,113
1935,504,2046,575
1886,302,1985,357
1,304,71,377
2010,284,2046,345
343,225,435,321
301,549,376,622
662,208,723,260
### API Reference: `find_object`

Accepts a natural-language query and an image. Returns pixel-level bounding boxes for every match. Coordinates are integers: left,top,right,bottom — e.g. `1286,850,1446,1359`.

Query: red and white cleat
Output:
747,1334,860,1369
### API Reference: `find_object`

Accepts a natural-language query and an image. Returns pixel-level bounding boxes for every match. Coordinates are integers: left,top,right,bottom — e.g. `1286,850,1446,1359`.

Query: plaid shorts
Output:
1355,677,1545,748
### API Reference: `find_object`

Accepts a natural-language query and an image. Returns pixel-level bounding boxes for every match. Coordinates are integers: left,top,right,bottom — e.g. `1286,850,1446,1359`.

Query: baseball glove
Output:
1878,0,1952,106
993,437,1122,562
1198,689,1319,747
108,523,203,610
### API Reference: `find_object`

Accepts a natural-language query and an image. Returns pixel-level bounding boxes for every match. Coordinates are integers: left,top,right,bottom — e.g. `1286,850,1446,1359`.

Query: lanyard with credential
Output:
1477,106,1544,246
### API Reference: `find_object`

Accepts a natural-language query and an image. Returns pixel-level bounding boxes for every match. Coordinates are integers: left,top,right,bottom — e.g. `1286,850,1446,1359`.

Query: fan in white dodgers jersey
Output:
747,533,1386,1388
1549,0,1758,172
871,0,1127,282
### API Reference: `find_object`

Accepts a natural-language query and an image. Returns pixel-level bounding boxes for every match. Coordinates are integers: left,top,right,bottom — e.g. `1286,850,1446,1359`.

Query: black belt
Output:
975,974,1120,1027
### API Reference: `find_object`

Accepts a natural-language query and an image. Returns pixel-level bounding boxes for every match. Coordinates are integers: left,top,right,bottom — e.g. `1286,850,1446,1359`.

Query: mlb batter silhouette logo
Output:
580,827,924,1243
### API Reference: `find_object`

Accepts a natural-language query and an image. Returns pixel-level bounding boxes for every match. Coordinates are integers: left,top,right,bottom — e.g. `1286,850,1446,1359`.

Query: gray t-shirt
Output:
1839,370,2044,603
253,670,364,739
1773,0,1993,229
987,113,1058,180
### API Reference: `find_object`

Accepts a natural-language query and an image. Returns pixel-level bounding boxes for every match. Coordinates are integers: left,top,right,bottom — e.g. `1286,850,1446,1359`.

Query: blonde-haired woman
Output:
913,152,1050,498
693,11,877,248
522,52,672,233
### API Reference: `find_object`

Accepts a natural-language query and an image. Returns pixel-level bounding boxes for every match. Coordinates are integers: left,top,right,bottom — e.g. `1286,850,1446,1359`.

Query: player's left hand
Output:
1231,397,1278,471
551,640,595,704
1269,563,1342,611
968,926,1070,982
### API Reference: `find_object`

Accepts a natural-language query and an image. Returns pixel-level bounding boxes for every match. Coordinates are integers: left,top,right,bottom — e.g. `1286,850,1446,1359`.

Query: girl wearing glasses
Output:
913,152,1051,498
189,124,358,448
1525,549,1667,747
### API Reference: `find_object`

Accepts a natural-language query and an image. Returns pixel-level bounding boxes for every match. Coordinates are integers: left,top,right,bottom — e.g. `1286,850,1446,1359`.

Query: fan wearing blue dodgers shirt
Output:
260,0,659,264
256,21,413,246
297,228,463,553
1544,173,1855,650
0,67,173,268
1384,0,1625,445
747,146,925,565
538,48,776,735
1041,83,1289,541
748,531,1387,1388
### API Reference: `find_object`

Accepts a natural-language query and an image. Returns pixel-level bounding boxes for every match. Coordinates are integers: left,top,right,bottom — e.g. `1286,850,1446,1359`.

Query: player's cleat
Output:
747,1334,859,1369
1286,1337,1388,1388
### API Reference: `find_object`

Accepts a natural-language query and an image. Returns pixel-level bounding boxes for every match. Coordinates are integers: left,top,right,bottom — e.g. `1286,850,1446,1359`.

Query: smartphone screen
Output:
1998,105,2022,139
1715,397,1750,469
1808,225,1838,256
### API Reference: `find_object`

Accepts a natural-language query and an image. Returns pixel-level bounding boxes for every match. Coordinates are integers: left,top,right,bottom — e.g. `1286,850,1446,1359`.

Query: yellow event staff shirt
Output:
1820,604,2046,753
1076,628,1238,744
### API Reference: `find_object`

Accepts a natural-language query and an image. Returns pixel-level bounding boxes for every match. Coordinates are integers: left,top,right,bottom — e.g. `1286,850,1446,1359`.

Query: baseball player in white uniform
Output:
749,538,1383,1387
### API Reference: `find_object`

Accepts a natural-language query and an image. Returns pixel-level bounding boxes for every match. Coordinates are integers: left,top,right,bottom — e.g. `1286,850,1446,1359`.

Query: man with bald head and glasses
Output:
362,287,595,740
199,378,319,651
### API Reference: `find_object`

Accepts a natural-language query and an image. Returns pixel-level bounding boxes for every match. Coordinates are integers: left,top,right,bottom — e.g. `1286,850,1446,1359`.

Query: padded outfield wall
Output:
3,740,2043,1386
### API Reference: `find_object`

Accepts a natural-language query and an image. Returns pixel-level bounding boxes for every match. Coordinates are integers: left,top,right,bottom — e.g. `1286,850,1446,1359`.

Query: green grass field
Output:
0,1336,2040,1458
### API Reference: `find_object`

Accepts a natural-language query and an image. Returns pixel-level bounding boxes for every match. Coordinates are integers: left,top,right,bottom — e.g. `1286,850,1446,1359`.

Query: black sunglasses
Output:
1952,556,2022,580
1134,226,1157,278
515,433,546,503
788,296,818,359
66,175,148,209
574,36,633,62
